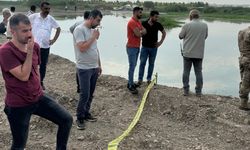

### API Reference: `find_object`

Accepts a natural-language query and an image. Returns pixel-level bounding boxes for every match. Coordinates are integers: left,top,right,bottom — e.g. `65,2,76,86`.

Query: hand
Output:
92,29,100,39
26,35,34,54
98,67,102,76
141,28,147,35
49,39,55,45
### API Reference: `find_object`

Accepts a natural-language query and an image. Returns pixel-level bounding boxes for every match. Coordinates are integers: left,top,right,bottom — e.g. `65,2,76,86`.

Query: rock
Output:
77,136,84,141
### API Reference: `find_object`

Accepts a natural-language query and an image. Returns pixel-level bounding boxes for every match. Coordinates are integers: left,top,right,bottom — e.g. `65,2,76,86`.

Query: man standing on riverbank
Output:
179,9,208,96
0,8,11,44
0,13,72,150
73,9,102,130
126,6,146,94
29,2,61,90
70,11,90,93
238,27,250,110
137,10,166,85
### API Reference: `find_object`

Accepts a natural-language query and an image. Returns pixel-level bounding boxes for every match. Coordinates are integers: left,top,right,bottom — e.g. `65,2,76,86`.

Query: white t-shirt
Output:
29,13,59,48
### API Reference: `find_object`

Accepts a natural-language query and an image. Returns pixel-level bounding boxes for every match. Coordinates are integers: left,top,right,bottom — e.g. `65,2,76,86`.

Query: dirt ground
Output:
1,54,250,150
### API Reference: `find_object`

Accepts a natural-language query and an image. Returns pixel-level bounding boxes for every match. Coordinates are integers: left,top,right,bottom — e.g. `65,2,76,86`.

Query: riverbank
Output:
0,54,250,149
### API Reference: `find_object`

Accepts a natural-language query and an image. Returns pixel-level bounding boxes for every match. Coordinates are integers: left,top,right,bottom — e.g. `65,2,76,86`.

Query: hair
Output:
2,8,11,16
189,9,200,19
9,13,30,29
83,11,90,20
40,2,50,8
30,5,36,12
10,6,15,12
133,6,143,13
89,9,102,19
150,10,159,17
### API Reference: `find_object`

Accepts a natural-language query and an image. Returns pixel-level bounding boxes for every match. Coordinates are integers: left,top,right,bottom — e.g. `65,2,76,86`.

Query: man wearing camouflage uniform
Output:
238,27,250,110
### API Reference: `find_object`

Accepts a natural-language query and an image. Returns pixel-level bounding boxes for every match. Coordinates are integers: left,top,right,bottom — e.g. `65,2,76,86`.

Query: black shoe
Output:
183,90,189,96
85,114,97,122
134,80,142,87
127,84,138,94
76,119,85,130
147,80,151,85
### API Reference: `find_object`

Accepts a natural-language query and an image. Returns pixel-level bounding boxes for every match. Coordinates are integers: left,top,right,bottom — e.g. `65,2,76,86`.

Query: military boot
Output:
239,98,250,111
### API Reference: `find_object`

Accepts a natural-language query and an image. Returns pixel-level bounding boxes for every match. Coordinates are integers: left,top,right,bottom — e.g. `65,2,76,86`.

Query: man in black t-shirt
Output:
137,10,166,85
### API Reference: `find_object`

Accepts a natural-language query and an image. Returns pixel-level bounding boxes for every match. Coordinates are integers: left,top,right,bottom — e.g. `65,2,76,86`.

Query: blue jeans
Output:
182,57,203,94
4,94,73,150
126,47,139,85
40,48,50,83
138,46,158,81
76,68,99,120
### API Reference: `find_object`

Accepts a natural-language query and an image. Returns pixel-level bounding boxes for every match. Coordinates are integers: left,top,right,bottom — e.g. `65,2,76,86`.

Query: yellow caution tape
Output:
108,73,158,150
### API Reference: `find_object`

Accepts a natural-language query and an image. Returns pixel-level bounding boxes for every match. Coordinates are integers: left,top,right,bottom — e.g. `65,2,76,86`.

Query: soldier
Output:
238,27,250,110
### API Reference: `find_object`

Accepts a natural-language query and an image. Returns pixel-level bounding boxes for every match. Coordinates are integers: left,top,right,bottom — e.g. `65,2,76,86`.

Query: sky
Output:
107,0,250,6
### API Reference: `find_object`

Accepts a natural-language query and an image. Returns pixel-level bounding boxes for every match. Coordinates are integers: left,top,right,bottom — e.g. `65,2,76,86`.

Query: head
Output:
10,6,15,13
189,9,200,20
40,2,50,16
30,5,36,12
149,10,159,23
83,11,90,20
133,7,143,19
9,13,32,44
88,9,102,29
2,8,11,20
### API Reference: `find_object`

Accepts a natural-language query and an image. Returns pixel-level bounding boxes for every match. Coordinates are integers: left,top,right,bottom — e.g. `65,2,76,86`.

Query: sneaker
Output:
134,80,142,87
85,114,97,122
147,80,151,85
127,84,138,94
76,119,85,130
183,90,189,96
196,93,202,97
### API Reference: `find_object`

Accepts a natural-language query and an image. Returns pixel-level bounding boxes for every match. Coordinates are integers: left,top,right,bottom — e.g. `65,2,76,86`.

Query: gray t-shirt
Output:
73,24,99,69
179,19,208,59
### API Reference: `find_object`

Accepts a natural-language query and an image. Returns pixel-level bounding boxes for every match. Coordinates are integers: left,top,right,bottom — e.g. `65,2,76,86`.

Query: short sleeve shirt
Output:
142,20,164,48
127,17,143,48
73,24,99,69
0,42,43,107
29,13,59,48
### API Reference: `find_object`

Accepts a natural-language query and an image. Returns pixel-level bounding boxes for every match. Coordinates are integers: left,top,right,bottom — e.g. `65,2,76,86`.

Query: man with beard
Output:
126,6,146,94
137,10,166,86
0,13,72,150
73,9,102,130
29,2,61,90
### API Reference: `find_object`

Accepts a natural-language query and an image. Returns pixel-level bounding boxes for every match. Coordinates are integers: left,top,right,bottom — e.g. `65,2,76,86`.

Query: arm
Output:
156,29,166,47
179,25,186,39
50,27,61,45
76,29,99,52
133,26,146,37
97,48,102,76
9,37,34,81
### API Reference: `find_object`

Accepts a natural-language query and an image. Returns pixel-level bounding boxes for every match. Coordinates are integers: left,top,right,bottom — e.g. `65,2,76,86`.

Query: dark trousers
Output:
76,68,99,120
4,94,73,150
182,57,203,94
40,48,50,83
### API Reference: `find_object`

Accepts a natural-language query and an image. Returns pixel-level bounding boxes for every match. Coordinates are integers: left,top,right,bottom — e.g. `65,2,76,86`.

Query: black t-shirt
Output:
0,22,6,34
142,20,164,48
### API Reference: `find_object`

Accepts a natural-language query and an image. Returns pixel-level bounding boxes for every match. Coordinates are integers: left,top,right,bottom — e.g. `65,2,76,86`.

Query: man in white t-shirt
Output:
29,2,61,90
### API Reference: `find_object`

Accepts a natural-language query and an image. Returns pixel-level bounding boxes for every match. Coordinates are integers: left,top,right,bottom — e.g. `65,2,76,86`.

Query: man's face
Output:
41,4,50,16
12,23,32,44
91,16,102,29
151,14,159,23
136,10,143,19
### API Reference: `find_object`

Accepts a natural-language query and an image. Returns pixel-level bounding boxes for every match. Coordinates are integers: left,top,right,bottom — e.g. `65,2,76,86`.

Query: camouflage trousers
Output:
239,56,250,100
